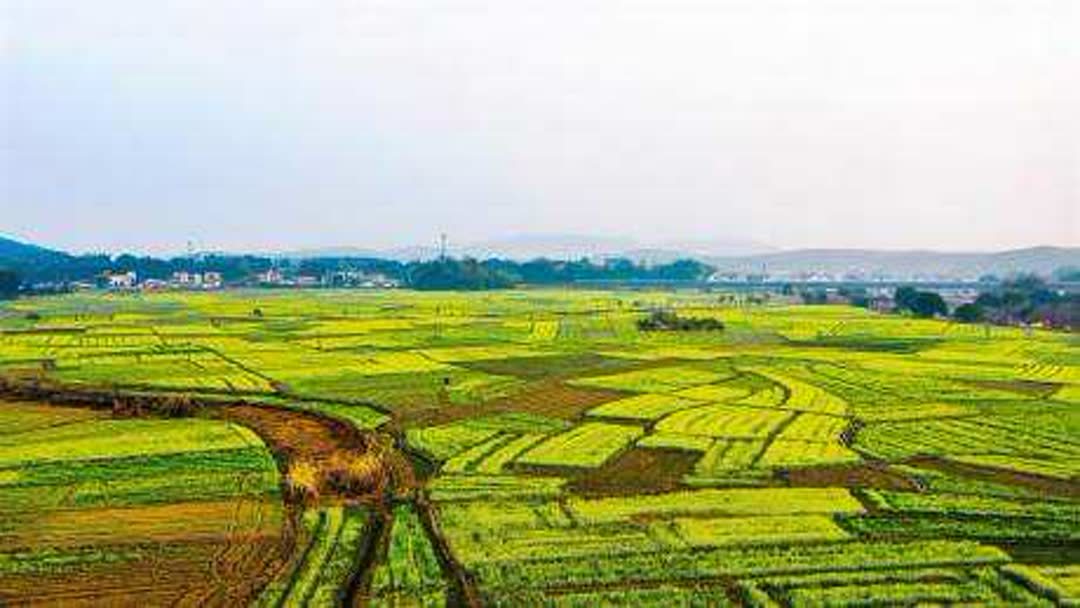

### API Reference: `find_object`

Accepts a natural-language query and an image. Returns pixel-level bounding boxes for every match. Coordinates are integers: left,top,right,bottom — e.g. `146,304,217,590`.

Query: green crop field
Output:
0,289,1076,606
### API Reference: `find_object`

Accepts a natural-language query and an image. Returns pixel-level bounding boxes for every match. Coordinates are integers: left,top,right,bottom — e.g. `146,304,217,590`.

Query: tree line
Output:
893,276,1076,330
0,251,716,293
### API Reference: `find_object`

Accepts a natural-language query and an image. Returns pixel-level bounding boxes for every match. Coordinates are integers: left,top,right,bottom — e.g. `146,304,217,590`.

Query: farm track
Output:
343,506,390,607
415,491,482,608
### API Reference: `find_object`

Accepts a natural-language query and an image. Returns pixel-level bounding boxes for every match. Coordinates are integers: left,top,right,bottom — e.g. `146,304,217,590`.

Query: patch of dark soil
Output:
568,448,699,497
908,456,1080,500
213,404,371,461
460,353,647,380
206,405,411,503
0,538,286,608
1002,543,1080,564
398,379,627,427
788,336,943,353
783,461,922,492
962,378,1063,399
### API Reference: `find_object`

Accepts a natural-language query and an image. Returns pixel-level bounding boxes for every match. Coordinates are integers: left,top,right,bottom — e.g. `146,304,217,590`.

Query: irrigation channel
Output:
0,376,480,608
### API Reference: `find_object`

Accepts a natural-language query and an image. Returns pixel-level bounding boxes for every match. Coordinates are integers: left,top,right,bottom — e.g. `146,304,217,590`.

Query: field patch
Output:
655,403,791,439
569,447,700,496
585,393,703,421
0,399,288,606
516,422,644,469
0,418,262,467
462,353,645,379
567,487,864,524
570,365,728,393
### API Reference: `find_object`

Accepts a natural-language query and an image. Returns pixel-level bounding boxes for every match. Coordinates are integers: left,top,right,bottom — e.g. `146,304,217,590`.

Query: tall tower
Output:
439,233,448,261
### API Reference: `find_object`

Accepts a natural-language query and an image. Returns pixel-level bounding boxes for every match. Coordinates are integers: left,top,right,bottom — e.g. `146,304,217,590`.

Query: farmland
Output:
0,289,1077,606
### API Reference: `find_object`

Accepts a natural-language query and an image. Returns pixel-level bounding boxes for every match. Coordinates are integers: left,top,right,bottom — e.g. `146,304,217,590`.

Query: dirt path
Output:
415,491,482,608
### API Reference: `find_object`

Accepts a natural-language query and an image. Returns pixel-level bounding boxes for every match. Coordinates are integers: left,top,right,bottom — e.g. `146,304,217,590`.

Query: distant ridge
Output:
706,246,1078,278
0,235,69,262
2,232,1076,281
281,239,1075,279
285,234,775,262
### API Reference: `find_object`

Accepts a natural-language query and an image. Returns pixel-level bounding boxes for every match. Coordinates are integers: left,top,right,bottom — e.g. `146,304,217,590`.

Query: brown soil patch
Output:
460,353,647,380
909,456,1080,500
783,461,922,492
214,404,369,462
961,378,1062,399
568,448,699,496
1003,543,1080,565
398,379,626,427
211,404,410,503
0,537,286,608
0,498,282,552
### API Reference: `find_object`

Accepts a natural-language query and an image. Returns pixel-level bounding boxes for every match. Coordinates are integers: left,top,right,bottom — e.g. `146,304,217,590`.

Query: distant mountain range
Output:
0,235,70,264
282,236,1077,280
285,234,776,262
705,247,1079,279
2,233,1077,282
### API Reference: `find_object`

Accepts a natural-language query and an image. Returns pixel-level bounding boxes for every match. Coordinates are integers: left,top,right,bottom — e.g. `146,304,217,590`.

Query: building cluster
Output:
102,271,223,291
96,269,399,291
256,268,398,289
708,270,985,284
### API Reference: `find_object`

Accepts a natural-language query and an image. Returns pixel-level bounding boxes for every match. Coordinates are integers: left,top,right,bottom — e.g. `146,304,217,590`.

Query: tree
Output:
838,286,870,308
1053,266,1080,283
952,302,985,323
910,291,948,318
406,258,515,290
894,286,919,312
638,310,724,332
894,286,947,318
0,269,20,299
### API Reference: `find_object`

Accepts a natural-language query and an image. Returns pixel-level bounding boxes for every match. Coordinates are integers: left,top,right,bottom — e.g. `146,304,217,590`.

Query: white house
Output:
203,272,223,289
107,271,137,290
258,269,284,284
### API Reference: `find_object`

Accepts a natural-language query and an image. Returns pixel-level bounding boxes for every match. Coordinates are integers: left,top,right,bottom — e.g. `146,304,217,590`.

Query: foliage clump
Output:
637,309,725,332
894,287,948,319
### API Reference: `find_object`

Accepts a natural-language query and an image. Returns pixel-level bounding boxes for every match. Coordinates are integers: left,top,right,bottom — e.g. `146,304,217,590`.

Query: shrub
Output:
638,310,724,332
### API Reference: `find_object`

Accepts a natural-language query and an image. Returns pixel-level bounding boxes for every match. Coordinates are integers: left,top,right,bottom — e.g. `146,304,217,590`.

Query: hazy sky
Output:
2,0,1077,254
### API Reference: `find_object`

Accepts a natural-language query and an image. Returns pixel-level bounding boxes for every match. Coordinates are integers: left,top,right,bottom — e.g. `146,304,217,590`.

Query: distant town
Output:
98,268,399,292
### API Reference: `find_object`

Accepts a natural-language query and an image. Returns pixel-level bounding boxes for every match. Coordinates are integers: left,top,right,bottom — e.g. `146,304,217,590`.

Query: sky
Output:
2,0,1077,255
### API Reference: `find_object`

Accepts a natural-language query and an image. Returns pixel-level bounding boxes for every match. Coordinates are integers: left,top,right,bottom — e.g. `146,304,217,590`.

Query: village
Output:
92,268,400,292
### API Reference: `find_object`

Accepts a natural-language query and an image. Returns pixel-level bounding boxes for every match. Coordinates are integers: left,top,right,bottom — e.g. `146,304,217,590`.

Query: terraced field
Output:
0,290,1076,606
